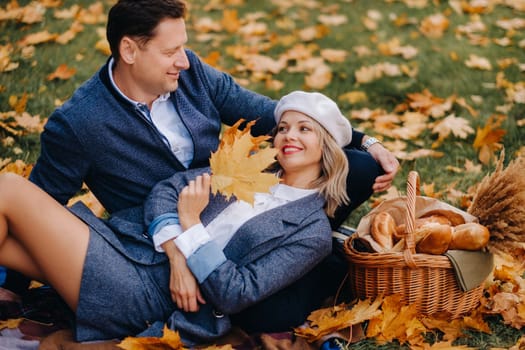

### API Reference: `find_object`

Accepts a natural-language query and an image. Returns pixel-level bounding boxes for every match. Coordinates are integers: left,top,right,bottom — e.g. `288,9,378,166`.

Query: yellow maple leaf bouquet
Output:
209,119,279,205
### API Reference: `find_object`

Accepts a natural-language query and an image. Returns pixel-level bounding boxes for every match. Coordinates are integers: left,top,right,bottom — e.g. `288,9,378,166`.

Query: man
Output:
5,0,398,337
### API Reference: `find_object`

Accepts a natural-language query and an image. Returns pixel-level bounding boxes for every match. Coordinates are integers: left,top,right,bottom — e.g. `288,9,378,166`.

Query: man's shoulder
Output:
180,48,223,83
184,48,202,65
52,65,116,120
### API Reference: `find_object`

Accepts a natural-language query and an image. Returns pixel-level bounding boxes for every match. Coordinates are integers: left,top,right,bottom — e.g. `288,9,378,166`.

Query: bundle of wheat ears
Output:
468,149,525,257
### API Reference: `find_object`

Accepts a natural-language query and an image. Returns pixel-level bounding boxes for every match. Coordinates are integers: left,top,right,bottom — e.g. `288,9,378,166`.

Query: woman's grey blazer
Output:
72,167,333,343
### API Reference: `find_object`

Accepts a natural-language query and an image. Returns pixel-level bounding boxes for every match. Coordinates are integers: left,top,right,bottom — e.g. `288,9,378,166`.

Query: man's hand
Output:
364,138,400,193
162,241,206,312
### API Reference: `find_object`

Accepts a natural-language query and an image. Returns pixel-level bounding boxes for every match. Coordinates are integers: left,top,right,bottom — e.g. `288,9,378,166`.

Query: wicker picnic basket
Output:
343,171,484,319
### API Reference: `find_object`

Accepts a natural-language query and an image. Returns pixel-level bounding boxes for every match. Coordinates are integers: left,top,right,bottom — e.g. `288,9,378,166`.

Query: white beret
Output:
274,91,352,147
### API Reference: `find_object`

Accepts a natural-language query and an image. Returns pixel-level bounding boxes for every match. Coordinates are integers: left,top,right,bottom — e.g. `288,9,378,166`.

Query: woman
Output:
0,91,351,345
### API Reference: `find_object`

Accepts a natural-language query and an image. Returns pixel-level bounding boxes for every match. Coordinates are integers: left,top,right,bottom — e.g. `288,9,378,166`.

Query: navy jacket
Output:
30,49,276,214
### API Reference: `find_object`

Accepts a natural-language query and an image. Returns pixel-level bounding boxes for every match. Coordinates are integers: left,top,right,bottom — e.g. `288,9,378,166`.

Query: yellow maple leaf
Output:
320,49,348,63
19,2,45,24
294,298,382,342
77,2,106,25
473,114,507,165
47,64,77,81
0,44,19,73
463,309,491,334
18,30,58,46
464,159,482,173
318,14,348,26
210,120,278,205
431,114,475,148
55,21,84,45
406,89,455,117
421,317,467,342
305,63,332,89
419,13,449,38
54,4,81,19
202,51,221,67
355,64,383,84
117,325,186,350
13,112,45,133
238,21,267,37
422,182,442,198
0,159,33,178
221,9,240,33
493,264,518,283
0,318,23,330
376,297,426,345
242,54,286,74
465,54,492,70
338,91,368,104
95,39,111,56
390,112,427,140
8,92,28,114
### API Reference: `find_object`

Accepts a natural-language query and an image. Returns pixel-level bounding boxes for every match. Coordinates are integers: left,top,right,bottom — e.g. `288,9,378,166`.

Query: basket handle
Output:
403,171,420,268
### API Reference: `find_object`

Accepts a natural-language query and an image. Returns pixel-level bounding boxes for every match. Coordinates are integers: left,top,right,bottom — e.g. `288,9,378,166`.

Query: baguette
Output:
449,222,490,250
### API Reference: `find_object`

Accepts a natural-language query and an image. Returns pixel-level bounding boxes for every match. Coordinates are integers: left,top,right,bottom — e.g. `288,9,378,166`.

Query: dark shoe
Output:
20,286,74,326
2,269,31,295
0,286,22,320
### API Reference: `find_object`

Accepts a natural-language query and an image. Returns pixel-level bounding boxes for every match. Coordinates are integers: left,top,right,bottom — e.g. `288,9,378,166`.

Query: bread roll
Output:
370,211,396,250
415,223,452,255
395,214,452,238
449,223,490,250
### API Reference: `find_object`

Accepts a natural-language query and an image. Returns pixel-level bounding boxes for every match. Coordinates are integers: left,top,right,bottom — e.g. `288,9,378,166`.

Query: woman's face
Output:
274,111,323,177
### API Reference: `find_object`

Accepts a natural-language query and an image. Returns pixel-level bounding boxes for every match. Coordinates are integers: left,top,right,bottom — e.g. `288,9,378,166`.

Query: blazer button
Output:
142,233,149,239
213,309,224,318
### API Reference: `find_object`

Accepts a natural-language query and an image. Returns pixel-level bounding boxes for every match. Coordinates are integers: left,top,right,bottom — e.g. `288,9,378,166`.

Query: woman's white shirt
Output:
154,184,317,258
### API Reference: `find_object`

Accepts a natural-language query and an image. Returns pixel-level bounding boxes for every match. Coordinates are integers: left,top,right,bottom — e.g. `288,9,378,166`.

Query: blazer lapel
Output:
223,193,325,262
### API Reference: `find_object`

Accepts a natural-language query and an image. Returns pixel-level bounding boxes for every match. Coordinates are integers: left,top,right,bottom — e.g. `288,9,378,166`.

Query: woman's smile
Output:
281,145,303,155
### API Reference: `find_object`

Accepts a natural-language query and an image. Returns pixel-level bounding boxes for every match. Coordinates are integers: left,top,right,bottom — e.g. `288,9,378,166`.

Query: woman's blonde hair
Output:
310,124,350,217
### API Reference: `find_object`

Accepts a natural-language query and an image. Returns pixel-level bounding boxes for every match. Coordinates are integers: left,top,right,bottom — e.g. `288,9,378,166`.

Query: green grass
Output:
1,0,525,347
342,315,525,349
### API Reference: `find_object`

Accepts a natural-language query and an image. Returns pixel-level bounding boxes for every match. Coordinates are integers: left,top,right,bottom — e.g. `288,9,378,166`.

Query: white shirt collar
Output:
269,183,317,201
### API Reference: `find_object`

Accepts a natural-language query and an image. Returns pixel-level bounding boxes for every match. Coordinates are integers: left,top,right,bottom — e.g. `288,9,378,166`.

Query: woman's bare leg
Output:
0,173,90,311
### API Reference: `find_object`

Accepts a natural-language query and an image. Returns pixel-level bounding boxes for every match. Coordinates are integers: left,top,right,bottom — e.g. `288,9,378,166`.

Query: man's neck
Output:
111,61,155,108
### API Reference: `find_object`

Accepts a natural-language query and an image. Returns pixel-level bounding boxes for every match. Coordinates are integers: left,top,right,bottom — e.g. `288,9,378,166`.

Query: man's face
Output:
130,17,190,102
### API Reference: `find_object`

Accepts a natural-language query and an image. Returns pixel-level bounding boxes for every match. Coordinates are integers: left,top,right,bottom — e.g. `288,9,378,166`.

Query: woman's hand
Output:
366,141,400,193
178,173,211,231
162,241,206,312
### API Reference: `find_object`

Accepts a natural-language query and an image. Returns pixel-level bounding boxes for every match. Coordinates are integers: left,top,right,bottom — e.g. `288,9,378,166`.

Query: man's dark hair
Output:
107,0,187,62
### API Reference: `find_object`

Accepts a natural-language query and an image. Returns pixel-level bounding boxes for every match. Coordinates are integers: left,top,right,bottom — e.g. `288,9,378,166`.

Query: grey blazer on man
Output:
71,167,332,344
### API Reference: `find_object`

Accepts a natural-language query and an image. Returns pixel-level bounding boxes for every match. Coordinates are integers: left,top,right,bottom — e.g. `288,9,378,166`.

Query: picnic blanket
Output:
1,286,363,350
